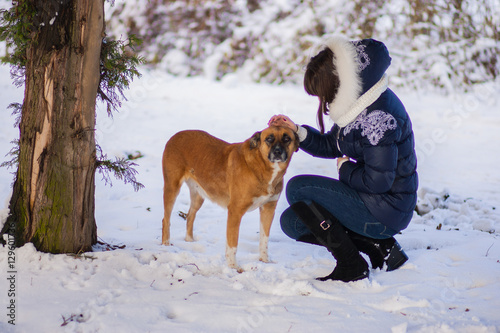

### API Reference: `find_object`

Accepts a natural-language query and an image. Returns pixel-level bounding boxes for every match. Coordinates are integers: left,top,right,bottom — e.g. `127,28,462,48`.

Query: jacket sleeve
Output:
339,126,400,194
298,125,342,159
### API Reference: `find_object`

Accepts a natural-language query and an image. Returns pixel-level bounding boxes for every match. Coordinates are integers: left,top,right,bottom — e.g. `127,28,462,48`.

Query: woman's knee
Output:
285,175,321,204
280,208,302,240
285,175,302,204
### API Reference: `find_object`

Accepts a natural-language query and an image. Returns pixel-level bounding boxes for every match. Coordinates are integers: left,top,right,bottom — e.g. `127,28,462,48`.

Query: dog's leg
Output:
185,181,204,242
258,200,278,263
162,176,182,246
226,206,245,273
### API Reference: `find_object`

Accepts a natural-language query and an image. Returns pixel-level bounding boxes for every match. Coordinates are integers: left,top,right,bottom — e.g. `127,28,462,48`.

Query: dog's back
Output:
162,130,233,205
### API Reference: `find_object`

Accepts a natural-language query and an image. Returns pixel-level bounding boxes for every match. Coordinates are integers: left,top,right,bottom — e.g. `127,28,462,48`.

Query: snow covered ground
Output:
1,64,499,332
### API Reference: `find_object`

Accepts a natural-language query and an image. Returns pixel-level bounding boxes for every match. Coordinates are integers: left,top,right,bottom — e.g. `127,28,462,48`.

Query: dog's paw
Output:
227,261,244,273
259,249,272,263
259,258,276,264
226,246,243,273
229,264,244,274
259,255,272,263
185,235,194,242
161,240,171,246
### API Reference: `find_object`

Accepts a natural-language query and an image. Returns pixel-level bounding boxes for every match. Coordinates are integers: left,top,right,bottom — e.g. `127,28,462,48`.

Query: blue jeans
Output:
281,175,398,240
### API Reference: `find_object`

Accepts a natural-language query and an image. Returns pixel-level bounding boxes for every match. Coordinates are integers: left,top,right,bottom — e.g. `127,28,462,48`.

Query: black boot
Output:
291,201,369,282
296,233,321,246
345,230,408,271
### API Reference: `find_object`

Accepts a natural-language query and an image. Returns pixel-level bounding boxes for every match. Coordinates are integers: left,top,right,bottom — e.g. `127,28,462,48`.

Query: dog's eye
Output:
265,135,275,144
282,134,291,143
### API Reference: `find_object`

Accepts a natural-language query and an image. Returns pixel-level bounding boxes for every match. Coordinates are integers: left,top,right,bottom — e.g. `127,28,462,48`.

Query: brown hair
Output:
303,47,340,133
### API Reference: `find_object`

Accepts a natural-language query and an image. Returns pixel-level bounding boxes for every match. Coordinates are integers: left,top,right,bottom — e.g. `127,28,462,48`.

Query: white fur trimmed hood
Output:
314,36,392,127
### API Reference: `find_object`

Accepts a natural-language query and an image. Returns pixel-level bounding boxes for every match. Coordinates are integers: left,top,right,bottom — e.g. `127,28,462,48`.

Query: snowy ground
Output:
1,64,499,332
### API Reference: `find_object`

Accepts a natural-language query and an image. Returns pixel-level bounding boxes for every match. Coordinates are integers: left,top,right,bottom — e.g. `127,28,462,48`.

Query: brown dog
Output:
162,126,299,272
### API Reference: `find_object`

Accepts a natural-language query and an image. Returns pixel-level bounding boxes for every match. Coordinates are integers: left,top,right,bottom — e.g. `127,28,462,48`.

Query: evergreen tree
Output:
0,0,143,253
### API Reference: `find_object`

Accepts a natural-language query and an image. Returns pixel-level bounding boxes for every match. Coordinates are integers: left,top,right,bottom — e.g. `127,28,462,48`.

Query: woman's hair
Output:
303,47,340,133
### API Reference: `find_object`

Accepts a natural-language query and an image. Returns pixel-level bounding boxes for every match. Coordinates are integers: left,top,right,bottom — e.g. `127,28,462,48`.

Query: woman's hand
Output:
337,156,350,172
268,114,298,132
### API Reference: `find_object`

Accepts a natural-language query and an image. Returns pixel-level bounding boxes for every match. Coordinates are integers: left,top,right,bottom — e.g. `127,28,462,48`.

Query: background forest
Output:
106,0,499,92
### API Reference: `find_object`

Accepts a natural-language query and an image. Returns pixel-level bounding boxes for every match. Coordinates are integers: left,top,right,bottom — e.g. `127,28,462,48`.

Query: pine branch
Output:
98,34,145,116
96,148,144,192
0,139,20,170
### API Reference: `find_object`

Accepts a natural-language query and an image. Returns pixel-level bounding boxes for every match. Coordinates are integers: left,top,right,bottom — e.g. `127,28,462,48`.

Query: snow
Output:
1,62,500,333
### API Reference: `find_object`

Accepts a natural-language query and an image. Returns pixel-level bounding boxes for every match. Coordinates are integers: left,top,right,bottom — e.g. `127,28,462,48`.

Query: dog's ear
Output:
249,131,261,149
293,132,300,152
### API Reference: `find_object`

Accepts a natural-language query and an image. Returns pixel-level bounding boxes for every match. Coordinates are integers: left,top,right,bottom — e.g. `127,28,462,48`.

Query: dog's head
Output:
249,126,300,164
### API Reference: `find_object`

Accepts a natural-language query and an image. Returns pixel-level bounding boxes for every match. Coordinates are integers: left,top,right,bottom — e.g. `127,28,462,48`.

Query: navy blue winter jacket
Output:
299,38,418,231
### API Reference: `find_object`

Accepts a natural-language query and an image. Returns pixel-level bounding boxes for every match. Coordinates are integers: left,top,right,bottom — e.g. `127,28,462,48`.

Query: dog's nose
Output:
269,145,287,162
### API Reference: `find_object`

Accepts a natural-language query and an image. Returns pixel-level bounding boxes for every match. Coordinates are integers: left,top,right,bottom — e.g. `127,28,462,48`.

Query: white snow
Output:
0,63,499,332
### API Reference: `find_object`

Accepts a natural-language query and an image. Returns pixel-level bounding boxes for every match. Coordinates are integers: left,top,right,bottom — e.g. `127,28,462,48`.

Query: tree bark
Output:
5,0,104,253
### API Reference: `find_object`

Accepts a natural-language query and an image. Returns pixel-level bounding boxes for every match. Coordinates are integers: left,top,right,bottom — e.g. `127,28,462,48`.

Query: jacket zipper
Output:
336,126,342,154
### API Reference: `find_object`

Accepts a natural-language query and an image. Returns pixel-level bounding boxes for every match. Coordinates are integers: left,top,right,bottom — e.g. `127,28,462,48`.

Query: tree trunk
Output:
5,0,104,253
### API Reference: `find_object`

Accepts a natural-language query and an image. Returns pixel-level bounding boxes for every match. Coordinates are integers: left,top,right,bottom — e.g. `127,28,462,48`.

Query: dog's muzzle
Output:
268,144,288,163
